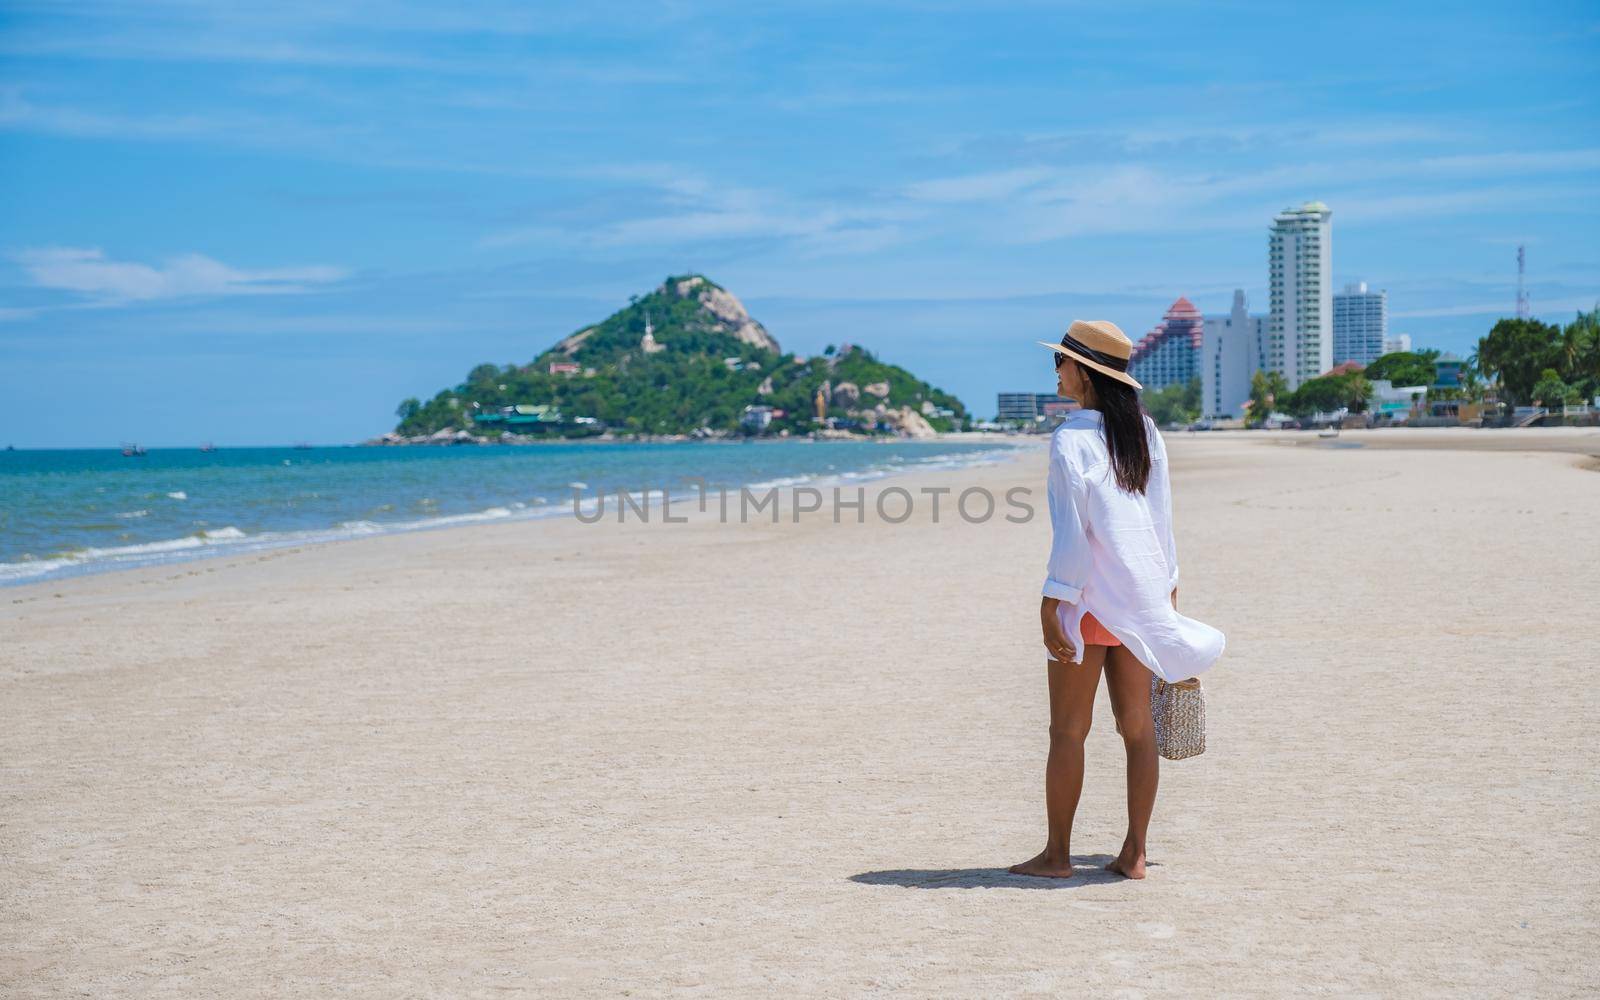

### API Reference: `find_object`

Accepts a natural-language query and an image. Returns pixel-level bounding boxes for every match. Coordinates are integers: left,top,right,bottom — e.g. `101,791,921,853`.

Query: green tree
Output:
1560,308,1599,401
1364,351,1435,387
1344,374,1371,412
1143,377,1201,426
1246,370,1287,426
1531,368,1576,408
1282,371,1364,418
1476,318,1561,405
1455,359,1485,403
395,397,421,423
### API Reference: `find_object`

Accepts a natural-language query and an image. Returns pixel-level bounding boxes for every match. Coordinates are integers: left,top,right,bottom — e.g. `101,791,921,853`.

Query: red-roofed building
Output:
1323,360,1366,377
1130,297,1204,392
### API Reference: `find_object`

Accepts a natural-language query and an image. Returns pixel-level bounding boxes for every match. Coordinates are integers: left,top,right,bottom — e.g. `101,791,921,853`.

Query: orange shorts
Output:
1080,612,1122,647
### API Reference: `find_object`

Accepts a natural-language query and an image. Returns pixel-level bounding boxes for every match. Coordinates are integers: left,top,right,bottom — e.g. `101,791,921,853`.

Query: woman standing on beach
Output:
1010,320,1226,880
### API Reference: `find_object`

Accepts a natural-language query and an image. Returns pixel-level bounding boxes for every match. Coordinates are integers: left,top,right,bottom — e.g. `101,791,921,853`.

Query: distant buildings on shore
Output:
1333,281,1387,366
1008,198,1445,424
1192,201,1413,419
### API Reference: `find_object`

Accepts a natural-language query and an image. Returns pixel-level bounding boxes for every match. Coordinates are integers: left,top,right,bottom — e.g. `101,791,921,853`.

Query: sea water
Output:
0,438,1028,585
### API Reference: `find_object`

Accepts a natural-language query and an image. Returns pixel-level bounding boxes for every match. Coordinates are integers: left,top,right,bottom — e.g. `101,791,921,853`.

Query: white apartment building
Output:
1268,201,1333,389
1383,333,1412,356
1202,289,1267,419
1332,281,1387,366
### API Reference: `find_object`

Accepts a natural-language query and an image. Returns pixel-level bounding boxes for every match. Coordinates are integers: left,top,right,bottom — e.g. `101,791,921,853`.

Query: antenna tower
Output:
1516,245,1529,319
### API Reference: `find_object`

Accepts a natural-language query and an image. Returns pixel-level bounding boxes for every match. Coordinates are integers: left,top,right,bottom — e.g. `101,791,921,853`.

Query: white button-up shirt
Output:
1043,409,1225,681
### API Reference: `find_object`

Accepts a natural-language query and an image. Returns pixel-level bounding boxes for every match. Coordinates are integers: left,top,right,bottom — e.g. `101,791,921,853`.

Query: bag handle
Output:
1154,676,1202,693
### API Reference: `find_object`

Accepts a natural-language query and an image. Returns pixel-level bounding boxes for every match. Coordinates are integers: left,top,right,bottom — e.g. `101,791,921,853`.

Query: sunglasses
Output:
1052,351,1067,370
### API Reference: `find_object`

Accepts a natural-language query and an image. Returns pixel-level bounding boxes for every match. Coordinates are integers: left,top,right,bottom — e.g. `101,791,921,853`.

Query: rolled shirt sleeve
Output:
1042,433,1091,603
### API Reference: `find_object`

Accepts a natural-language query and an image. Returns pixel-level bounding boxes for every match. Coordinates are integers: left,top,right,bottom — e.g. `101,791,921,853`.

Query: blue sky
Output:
2,1,1596,446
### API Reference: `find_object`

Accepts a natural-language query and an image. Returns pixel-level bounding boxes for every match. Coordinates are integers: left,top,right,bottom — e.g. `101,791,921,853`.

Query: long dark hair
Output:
1080,363,1151,494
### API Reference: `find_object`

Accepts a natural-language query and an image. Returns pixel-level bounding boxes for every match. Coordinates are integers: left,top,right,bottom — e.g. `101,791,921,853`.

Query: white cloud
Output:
479,167,913,258
12,247,347,302
903,167,1052,204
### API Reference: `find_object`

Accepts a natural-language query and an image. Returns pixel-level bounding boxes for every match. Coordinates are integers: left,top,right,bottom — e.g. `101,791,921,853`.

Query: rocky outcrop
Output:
367,428,486,446
668,276,780,353
554,327,596,356
831,382,861,408
863,381,890,398
883,406,937,438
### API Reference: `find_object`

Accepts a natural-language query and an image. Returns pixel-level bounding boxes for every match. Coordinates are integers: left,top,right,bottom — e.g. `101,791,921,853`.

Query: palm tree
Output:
1556,323,1584,382
1570,307,1600,394
1344,374,1371,412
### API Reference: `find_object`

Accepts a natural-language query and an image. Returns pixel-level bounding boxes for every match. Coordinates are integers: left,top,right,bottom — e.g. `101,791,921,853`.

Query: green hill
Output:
391,275,968,439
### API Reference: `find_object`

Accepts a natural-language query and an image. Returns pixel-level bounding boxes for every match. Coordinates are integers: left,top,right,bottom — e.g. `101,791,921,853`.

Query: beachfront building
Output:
473,403,565,431
1202,289,1267,419
740,404,781,432
1129,297,1204,393
997,392,1040,422
1369,379,1429,422
1332,281,1387,366
1268,201,1333,389
1433,352,1466,388
1383,333,1412,356
996,392,1074,424
1039,397,1077,425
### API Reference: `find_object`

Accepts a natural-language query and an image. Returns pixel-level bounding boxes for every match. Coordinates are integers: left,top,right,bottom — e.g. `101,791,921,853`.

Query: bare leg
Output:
1103,645,1158,879
1009,647,1106,878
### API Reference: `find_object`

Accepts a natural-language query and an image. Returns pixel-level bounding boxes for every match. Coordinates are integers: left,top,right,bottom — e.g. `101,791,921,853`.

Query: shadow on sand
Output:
851,856,1151,890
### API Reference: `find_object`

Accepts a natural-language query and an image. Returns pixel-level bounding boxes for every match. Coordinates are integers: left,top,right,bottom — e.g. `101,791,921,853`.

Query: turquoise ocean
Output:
0,439,1027,585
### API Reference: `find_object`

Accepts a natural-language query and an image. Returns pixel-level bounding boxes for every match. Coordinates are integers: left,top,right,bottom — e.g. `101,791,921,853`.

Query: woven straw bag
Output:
1151,677,1206,760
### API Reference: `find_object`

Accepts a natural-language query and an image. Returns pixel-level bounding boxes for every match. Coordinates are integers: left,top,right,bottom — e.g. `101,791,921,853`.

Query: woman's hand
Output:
1041,596,1075,663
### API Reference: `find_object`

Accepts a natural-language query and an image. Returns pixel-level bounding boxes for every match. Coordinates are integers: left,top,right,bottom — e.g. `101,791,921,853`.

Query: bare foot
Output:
1008,850,1076,878
1104,849,1146,879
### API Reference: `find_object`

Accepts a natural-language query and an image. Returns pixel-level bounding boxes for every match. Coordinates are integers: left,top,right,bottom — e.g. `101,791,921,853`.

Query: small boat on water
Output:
121,443,147,457
199,442,216,453
292,442,314,450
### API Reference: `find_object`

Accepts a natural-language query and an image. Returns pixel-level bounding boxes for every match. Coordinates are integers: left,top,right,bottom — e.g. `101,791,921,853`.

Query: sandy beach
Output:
3,428,1597,997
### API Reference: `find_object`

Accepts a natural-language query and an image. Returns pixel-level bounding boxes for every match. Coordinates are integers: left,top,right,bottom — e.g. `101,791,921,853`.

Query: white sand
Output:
3,430,1598,997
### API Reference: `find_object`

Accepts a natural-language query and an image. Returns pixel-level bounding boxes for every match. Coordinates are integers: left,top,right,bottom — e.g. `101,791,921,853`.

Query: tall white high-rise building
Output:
1202,289,1267,419
1332,281,1387,366
1382,333,1412,356
1267,201,1333,389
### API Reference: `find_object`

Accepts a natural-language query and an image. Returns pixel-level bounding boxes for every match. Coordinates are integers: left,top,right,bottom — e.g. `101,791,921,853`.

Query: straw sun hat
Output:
1037,320,1143,391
